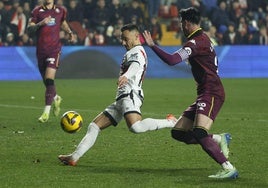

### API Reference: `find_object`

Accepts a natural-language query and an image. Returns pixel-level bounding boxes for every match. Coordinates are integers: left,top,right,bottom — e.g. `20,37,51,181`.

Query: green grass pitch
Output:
0,78,267,188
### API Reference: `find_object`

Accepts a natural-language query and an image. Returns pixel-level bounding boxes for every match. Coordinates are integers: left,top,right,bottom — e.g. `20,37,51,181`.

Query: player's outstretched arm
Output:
142,30,186,66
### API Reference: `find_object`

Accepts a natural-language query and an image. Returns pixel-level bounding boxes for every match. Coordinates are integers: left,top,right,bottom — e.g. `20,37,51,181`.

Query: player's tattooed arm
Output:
27,16,52,34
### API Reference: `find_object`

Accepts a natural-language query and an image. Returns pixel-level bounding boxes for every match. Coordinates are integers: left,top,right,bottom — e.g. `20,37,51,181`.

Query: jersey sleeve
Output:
182,40,197,58
151,45,190,65
29,7,39,24
122,50,144,78
61,6,67,22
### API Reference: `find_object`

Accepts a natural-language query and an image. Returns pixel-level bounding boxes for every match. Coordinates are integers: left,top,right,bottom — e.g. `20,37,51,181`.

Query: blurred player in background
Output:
27,0,74,123
58,23,177,165
142,7,238,179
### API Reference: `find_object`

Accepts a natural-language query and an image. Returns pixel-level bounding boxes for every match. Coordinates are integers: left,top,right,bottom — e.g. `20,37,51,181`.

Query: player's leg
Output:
171,122,238,179
38,67,57,122
212,132,232,158
171,117,229,146
121,94,176,133
59,102,122,166
192,95,238,179
171,102,231,156
38,53,61,122
171,115,199,144
192,114,228,164
48,53,62,117
170,101,203,144
193,114,238,179
125,113,176,133
58,112,113,166
46,74,62,117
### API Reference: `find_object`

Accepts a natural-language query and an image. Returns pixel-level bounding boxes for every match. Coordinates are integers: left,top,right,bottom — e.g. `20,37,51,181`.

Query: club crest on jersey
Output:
56,8,60,13
197,102,206,111
189,39,196,45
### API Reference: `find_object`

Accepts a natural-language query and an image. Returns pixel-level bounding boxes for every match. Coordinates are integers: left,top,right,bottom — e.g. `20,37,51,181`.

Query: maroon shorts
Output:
183,95,224,121
37,51,61,75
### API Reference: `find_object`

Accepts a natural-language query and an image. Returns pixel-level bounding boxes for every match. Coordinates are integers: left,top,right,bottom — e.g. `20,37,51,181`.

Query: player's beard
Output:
182,29,189,38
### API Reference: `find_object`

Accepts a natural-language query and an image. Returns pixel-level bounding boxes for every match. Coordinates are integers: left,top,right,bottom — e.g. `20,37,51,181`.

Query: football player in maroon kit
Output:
142,7,238,179
27,0,74,123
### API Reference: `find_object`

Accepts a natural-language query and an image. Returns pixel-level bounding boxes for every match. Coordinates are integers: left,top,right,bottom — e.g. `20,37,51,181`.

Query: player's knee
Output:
45,78,54,86
129,121,146,134
192,127,208,141
88,122,100,132
171,129,191,144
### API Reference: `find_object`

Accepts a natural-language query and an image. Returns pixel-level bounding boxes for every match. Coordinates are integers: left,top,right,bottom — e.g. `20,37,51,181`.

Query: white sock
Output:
44,105,51,114
222,161,235,170
53,94,58,100
212,134,221,144
71,122,100,161
129,118,175,133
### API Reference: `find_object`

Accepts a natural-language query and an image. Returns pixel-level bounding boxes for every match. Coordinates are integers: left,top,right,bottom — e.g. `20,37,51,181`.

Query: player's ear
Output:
139,33,145,44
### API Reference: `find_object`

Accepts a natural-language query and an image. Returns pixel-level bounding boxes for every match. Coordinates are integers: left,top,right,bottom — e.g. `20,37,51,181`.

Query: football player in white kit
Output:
58,23,177,166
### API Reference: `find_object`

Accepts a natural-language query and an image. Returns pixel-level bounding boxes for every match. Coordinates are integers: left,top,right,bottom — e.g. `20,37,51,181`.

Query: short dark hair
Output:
179,7,201,24
121,23,140,33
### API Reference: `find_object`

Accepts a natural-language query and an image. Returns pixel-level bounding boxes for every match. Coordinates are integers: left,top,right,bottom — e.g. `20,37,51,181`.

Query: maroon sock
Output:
188,134,214,144
198,136,227,164
183,133,214,145
45,85,56,105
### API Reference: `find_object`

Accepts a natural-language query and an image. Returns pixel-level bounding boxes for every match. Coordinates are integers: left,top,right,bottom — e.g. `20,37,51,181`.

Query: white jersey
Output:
116,45,147,100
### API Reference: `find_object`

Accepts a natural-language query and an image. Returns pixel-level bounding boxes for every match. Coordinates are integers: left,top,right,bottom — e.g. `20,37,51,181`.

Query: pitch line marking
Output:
0,103,267,122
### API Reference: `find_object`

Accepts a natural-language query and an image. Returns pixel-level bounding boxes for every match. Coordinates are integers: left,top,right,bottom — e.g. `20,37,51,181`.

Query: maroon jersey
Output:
183,29,225,99
30,5,67,54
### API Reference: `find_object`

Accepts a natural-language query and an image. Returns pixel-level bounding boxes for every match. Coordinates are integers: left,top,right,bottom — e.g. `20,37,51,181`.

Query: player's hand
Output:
142,30,155,47
117,76,128,88
68,32,75,43
40,15,52,26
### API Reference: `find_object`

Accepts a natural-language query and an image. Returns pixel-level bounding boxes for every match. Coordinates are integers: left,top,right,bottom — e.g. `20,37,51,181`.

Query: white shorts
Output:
104,90,144,126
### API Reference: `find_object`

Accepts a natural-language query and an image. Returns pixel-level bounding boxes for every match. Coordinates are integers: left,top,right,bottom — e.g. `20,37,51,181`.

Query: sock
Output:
198,136,227,164
129,118,175,133
71,122,100,161
222,161,235,170
53,94,59,101
212,134,221,144
43,105,51,114
45,85,56,105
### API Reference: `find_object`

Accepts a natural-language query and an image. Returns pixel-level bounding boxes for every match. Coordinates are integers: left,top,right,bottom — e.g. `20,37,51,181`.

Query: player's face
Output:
44,0,54,5
120,30,138,51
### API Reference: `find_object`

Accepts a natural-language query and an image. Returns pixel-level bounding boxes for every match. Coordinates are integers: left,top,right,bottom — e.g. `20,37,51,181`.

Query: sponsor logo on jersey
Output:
130,53,138,60
47,17,56,26
197,102,206,111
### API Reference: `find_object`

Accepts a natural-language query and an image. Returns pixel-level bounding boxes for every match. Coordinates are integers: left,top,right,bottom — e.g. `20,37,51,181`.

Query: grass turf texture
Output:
0,78,267,188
